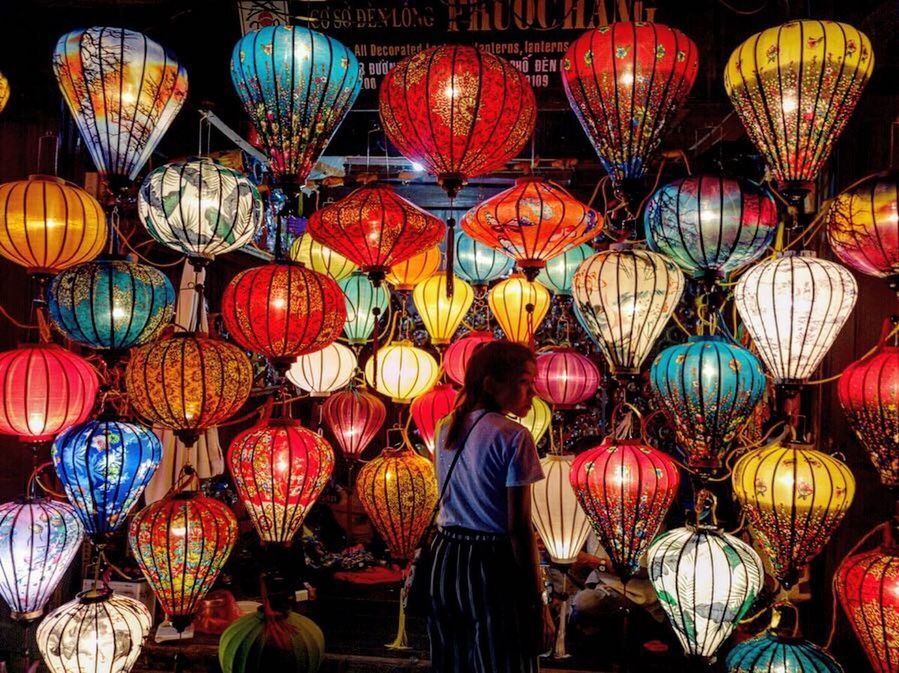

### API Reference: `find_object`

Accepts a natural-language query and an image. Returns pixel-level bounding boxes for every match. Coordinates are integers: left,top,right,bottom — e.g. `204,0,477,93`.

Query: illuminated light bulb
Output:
619,72,634,86
781,95,798,113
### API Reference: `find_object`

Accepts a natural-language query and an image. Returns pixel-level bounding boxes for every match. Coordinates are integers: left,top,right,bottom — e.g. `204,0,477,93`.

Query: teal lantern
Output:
453,231,513,286
536,244,592,295
340,271,389,345
219,608,325,673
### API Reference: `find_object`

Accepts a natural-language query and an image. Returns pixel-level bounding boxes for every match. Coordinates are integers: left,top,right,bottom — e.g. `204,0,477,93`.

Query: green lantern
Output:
536,243,592,295
219,609,325,673
340,271,389,345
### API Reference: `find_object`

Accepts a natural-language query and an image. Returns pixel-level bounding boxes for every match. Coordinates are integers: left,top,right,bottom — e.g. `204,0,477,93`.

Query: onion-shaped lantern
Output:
138,159,262,263
364,341,439,404
231,25,361,187
488,274,551,344
570,437,679,580
322,388,386,460
0,176,106,274
129,489,237,632
37,589,151,673
0,498,83,622
645,176,778,281
562,22,699,197
725,21,873,200
410,384,458,455
732,440,855,588
509,396,551,445
0,344,98,443
453,231,513,286
443,331,494,386
228,418,334,546
340,271,389,345
48,259,175,352
537,244,593,296
532,454,591,565
573,246,684,376
54,27,188,186
219,608,325,673
221,262,346,371
386,246,442,291
52,418,162,540
289,233,358,282
412,273,474,346
734,252,857,385
125,333,253,446
286,342,356,397
650,336,766,471
534,348,600,409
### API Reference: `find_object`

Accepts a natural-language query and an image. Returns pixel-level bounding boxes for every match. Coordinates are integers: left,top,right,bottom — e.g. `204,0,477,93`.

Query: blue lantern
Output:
537,243,593,295
453,231,513,285
340,271,390,345
650,335,765,471
52,418,162,540
48,259,175,352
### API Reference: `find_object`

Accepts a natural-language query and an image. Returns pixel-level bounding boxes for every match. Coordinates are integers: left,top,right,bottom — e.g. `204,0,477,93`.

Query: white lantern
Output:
364,341,440,403
286,342,357,397
37,589,151,673
734,251,857,384
531,454,591,564
572,245,684,375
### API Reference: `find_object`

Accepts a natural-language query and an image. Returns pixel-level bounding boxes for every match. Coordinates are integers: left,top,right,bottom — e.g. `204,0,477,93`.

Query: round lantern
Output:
532,454,592,565
219,608,325,673
231,25,361,187
37,589,151,673
52,418,162,540
645,176,778,281
221,262,346,371
138,158,263,262
650,336,766,470
534,348,600,409
0,71,8,114
129,489,237,632
228,418,334,545
0,344,98,443
573,246,684,376
289,234,358,283
725,21,873,200
386,246,442,291
443,331,494,386
562,22,699,196
410,383,458,454
340,271,390,345
286,342,356,397
732,440,855,587
537,244,593,296
510,396,552,445
570,438,679,580
0,176,106,274
488,274,551,344
125,333,253,446
734,252,857,385
321,388,386,459
0,498,83,621
379,45,536,196
364,341,439,403
453,231,513,286
48,258,175,352
412,273,474,346
307,185,445,284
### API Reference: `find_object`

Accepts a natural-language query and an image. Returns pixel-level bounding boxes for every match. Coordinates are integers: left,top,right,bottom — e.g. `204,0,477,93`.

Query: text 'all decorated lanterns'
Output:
364,341,439,404
410,383,458,455
289,233,358,283
732,438,855,588
286,342,356,397
488,274,551,345
725,20,873,203
536,243,593,296
322,388,386,460
443,330,494,386
412,273,474,346
562,21,699,201
219,607,325,673
230,25,361,188
53,27,188,189
533,454,592,565
510,396,552,445
453,230,513,286
386,245,442,292
340,271,390,345
534,347,600,409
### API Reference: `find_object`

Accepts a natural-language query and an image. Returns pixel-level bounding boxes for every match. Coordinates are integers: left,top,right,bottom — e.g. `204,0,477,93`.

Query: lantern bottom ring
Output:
10,608,44,622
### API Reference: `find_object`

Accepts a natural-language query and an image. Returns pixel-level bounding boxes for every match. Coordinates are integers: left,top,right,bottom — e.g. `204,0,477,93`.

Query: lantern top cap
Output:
77,588,113,605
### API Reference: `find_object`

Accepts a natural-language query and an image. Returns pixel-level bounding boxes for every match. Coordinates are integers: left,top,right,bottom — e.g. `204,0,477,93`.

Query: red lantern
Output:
0,344,98,443
443,331,494,386
570,437,680,580
535,348,601,409
228,418,335,545
321,388,386,460
221,262,346,372
410,384,458,455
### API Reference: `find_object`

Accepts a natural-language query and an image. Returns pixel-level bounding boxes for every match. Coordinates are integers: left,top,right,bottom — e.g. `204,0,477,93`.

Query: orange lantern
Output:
488,274,550,344
386,246,442,291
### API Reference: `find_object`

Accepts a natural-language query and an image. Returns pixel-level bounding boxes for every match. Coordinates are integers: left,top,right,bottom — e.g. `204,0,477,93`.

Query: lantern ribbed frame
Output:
286,342,356,397
364,341,439,404
219,609,325,673
453,231,513,285
488,274,551,344
534,348,600,409
509,397,551,445
410,383,458,454
322,388,386,459
532,454,592,565
537,244,593,296
289,233,358,282
724,628,844,673
443,331,494,386
412,273,474,346
340,271,390,344
387,246,443,291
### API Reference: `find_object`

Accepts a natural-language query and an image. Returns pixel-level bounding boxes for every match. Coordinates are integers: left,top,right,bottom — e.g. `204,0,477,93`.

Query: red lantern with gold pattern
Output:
410,384,458,455
535,348,600,409
443,331,494,386
322,388,386,460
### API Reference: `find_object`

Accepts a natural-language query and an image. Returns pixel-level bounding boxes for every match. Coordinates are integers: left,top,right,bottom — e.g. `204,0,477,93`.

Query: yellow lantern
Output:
0,71,9,114
0,176,106,274
488,274,550,344
412,273,474,346
364,341,439,403
288,233,357,282
509,396,551,445
386,246,442,291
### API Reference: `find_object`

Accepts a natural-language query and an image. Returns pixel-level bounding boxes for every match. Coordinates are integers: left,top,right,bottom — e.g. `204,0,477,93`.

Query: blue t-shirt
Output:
435,410,544,534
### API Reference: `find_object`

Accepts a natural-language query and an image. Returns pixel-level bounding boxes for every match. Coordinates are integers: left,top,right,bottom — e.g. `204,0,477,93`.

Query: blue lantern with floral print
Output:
453,231,513,286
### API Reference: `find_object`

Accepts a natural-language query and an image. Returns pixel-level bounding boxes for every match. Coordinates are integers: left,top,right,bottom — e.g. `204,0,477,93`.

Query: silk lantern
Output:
725,21,873,201
340,271,389,344
286,342,356,397
322,388,386,459
231,25,361,187
219,608,325,673
443,331,494,386
534,348,600,409
410,383,458,454
532,454,592,565
488,274,551,344
453,231,513,286
289,233,358,282
573,245,684,376
386,246,442,291
54,27,188,187
412,273,474,345
734,252,857,385
510,397,552,445
733,439,855,587
537,244,593,296
364,341,439,403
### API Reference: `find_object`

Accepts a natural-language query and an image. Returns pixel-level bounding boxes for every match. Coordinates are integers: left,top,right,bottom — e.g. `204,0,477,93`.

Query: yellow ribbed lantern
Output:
412,273,474,346
0,71,9,114
0,176,106,274
386,246,442,291
732,439,855,588
288,233,357,282
509,396,551,445
488,274,550,343
364,340,439,403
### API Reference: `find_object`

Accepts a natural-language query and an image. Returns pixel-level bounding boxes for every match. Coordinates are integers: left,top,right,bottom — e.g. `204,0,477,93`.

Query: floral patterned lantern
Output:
364,341,439,404
443,331,494,386
340,271,389,344
412,273,474,346
286,342,356,397
453,231,513,286
386,246,442,291
322,388,386,460
534,348,600,409
488,274,551,344
536,244,593,296
289,233,358,283
509,396,552,445
533,454,592,565
410,383,458,455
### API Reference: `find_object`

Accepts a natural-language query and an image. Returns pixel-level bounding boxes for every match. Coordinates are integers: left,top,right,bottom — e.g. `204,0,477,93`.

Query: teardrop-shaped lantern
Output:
53,27,188,186
537,244,593,296
387,246,442,291
286,342,356,397
231,25,361,187
534,348,600,409
219,608,325,673
410,383,458,454
734,252,857,385
289,233,358,282
413,273,474,346
340,271,390,345
322,388,386,460
488,274,551,344
733,440,855,587
364,341,439,403
562,22,699,197
725,21,873,200
532,454,592,565
453,231,513,286
650,336,766,471
443,331,494,386
509,396,551,445
573,245,684,376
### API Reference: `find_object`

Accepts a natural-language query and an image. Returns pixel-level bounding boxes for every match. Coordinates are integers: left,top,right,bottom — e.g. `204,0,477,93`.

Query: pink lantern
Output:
410,384,459,454
443,331,494,386
535,348,600,409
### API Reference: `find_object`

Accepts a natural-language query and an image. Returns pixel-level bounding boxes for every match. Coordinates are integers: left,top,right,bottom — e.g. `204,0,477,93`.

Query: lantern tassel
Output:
385,593,410,650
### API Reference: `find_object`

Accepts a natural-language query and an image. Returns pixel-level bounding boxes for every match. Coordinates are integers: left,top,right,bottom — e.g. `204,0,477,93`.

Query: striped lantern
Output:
488,274,551,344
443,331,494,386
453,230,513,286
286,342,356,397
509,397,552,445
364,341,439,404
386,246,442,291
536,244,593,296
534,348,600,409
322,388,386,460
289,233,358,282
532,454,591,565
410,383,459,454
413,274,474,346
340,271,390,345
